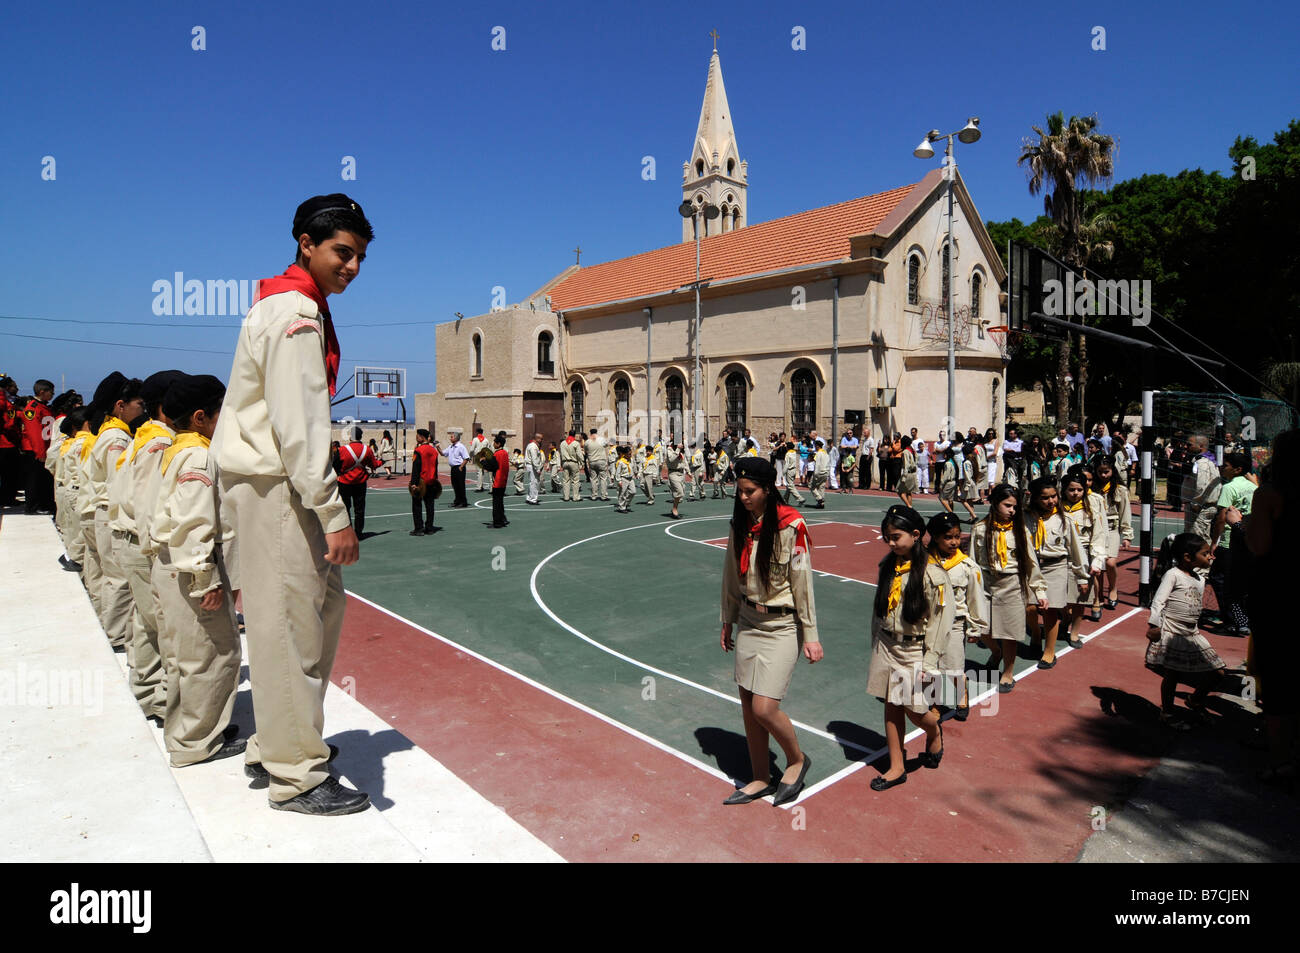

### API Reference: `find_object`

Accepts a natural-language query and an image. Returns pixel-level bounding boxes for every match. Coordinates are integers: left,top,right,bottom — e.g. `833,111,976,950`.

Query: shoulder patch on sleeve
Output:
177,471,214,487
285,317,322,337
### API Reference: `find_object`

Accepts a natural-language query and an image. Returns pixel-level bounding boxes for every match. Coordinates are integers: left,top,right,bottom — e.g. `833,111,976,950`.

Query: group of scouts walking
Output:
33,194,378,816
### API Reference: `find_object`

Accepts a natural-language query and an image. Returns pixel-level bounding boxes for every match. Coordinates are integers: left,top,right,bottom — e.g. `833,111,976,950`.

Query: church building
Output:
415,47,1008,449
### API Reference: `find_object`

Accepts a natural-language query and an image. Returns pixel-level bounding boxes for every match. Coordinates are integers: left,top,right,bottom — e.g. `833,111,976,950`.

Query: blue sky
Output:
2,0,1296,410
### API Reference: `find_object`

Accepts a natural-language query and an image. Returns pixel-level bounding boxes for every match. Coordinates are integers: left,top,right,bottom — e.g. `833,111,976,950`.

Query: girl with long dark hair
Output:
867,505,954,790
971,484,1047,691
720,457,821,806
926,511,988,721
1024,477,1088,668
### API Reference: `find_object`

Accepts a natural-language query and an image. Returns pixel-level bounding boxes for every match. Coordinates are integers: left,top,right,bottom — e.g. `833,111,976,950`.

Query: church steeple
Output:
682,41,747,242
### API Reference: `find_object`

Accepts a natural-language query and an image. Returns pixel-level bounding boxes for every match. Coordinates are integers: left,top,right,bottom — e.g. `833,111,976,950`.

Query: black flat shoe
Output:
62,560,83,572
772,754,812,806
919,723,944,769
1067,637,1083,648
1037,657,1057,670
185,738,247,766
954,706,970,722
722,782,778,805
870,773,907,791
997,680,1015,693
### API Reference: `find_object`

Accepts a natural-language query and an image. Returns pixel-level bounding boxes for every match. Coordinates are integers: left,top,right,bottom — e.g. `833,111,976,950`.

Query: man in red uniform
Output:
409,428,439,536
21,379,56,513
0,376,21,507
490,432,510,529
337,425,382,537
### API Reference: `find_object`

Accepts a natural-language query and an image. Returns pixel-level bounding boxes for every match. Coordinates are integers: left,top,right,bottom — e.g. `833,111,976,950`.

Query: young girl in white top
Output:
1060,471,1107,646
1093,458,1134,610
1145,533,1226,727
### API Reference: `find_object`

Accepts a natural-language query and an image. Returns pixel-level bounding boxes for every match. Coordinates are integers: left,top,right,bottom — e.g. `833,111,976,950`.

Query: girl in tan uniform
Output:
1093,459,1133,610
868,505,953,791
926,511,988,721
150,375,245,767
1060,470,1107,645
895,436,919,507
720,457,820,806
971,484,1048,692
613,446,635,513
1024,477,1089,669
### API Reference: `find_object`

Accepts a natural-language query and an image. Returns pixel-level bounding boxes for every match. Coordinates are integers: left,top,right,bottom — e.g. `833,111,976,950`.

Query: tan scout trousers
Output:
64,490,86,564
810,472,828,503
116,532,166,718
588,463,609,500
640,471,656,503
94,508,134,651
223,474,345,802
689,468,706,500
562,462,581,500
80,514,104,618
153,551,240,766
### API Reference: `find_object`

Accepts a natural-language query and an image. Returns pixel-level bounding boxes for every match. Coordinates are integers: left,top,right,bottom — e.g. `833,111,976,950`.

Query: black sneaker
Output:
269,776,370,816
409,529,425,536
245,744,338,785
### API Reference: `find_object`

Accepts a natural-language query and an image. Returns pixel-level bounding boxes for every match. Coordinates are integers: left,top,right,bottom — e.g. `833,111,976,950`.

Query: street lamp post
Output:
679,200,720,447
914,117,981,431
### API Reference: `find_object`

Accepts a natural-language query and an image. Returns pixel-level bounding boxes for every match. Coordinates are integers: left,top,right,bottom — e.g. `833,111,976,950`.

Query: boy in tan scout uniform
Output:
151,374,245,766
214,194,370,815
781,443,805,505
84,374,145,651
664,442,686,518
55,410,92,571
586,428,609,501
110,370,183,720
688,443,706,501
639,441,658,504
614,446,636,513
559,431,583,500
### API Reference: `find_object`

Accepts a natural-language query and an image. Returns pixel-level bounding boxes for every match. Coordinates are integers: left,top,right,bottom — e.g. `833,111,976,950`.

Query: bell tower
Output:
682,35,747,242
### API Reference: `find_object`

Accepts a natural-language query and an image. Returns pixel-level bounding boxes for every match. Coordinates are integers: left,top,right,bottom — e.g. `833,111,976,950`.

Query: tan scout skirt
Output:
867,630,929,713
734,602,800,700
898,470,919,494
988,570,1030,644
1038,555,1070,610
937,616,967,674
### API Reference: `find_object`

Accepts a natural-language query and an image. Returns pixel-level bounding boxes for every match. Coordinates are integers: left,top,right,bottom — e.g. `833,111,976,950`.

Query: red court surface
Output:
330,553,1249,863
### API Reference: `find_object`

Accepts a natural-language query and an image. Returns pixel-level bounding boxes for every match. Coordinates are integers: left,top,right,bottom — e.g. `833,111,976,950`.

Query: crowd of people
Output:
5,191,1294,808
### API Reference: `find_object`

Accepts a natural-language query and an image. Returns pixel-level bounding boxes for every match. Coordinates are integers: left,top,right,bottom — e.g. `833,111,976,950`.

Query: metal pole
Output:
1139,383,1155,606
1214,403,1225,466
645,306,653,446
831,276,840,442
945,136,956,429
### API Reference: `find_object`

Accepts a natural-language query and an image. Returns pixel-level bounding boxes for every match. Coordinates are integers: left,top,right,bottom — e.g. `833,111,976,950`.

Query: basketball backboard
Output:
354,366,406,400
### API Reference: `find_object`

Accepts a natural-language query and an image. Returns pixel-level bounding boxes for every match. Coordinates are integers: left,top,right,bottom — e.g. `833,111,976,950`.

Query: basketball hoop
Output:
377,392,392,407
988,326,1022,363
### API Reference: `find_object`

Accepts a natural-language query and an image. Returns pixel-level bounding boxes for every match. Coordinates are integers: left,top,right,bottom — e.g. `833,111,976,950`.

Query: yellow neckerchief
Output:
161,431,210,475
61,433,86,457
79,429,99,461
119,420,170,470
1099,481,1112,495
717,451,729,465
85,415,128,463
1033,504,1056,549
930,549,967,572
887,560,911,613
747,446,758,456
992,520,1013,569
1063,500,1083,513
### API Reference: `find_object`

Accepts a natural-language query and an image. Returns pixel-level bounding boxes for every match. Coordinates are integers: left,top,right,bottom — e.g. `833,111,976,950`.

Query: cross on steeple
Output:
709,29,719,51
573,245,582,266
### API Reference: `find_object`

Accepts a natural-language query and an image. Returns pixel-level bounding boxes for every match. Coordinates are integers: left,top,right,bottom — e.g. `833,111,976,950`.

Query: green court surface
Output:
341,483,1146,791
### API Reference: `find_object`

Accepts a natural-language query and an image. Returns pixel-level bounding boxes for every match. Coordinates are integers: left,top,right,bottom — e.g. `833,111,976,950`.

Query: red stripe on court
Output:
331,560,1247,862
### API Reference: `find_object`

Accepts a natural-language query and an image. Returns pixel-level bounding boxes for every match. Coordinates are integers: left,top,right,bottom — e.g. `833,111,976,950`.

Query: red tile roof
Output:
548,181,921,312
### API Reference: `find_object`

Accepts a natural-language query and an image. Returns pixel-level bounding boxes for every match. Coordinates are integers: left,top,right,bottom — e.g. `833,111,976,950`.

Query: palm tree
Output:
1018,112,1117,425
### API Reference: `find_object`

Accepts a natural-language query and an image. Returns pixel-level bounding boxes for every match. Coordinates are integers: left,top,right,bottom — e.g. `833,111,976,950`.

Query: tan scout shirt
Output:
213,289,348,534
970,519,1049,601
936,553,989,640
585,435,607,467
664,447,685,472
720,516,819,644
152,437,233,597
82,422,132,516
1028,511,1090,587
872,562,955,672
525,440,544,470
133,424,176,555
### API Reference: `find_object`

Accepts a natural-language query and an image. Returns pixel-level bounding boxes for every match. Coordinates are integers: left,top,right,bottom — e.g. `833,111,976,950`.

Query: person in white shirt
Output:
861,432,878,489
524,433,544,504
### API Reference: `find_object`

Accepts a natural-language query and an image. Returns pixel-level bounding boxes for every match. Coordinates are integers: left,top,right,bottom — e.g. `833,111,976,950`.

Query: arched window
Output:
727,159,735,176
570,380,584,433
665,375,684,443
941,244,951,305
472,332,483,377
614,378,630,437
537,331,554,375
719,205,730,233
731,208,739,231
695,159,704,177
791,368,816,437
725,372,747,432
970,272,982,320
907,255,921,305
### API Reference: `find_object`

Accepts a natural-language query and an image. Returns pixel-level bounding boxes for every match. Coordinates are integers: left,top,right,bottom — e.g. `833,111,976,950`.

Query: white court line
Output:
796,605,1146,803
528,516,879,757
344,589,733,785
663,514,877,588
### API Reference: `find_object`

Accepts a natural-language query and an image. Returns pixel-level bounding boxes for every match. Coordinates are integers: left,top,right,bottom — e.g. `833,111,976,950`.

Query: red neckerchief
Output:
739,504,809,579
254,264,340,396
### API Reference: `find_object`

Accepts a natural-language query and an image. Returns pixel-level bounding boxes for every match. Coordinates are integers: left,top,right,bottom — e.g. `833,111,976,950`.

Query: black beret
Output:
92,371,128,411
884,504,926,533
162,374,225,424
733,456,776,485
926,510,964,538
140,370,186,411
292,193,365,239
